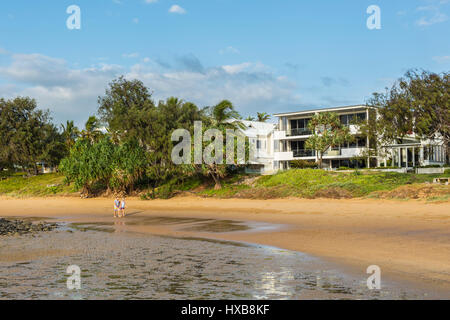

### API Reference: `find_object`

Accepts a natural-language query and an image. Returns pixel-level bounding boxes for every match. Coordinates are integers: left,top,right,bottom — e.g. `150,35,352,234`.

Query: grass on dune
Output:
199,169,450,199
1,169,448,200
0,172,76,197
257,169,441,197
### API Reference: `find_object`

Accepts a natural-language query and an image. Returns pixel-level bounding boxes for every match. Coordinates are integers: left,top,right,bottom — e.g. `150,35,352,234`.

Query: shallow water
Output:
0,219,436,300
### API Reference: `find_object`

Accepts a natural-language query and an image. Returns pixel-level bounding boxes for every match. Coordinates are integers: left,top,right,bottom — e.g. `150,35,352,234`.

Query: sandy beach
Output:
1,196,449,296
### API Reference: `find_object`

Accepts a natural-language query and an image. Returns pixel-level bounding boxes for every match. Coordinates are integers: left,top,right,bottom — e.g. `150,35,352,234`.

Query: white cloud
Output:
416,1,449,26
222,62,252,74
122,52,140,58
416,12,447,26
219,46,240,55
433,55,450,63
0,51,299,126
169,5,186,14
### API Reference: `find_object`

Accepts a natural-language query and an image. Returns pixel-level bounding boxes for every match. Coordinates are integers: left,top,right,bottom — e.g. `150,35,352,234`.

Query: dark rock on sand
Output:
0,218,58,236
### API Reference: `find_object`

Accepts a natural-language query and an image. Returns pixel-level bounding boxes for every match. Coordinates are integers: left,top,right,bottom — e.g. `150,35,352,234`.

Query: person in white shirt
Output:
120,198,126,218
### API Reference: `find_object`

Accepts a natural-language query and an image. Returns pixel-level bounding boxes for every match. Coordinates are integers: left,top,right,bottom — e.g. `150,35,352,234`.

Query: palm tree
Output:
209,100,244,130
198,100,244,190
211,100,240,123
61,120,79,149
257,112,270,122
81,116,102,142
245,116,255,121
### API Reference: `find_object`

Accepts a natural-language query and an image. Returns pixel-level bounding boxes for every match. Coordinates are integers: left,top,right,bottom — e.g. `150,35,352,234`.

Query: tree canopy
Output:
368,69,449,160
0,97,64,174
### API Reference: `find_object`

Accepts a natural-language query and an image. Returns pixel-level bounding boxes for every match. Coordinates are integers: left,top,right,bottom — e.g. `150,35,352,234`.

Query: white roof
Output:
274,105,373,117
240,120,275,137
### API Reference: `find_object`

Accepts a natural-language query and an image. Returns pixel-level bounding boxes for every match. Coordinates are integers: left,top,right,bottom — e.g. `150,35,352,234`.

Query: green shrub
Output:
418,164,442,168
337,166,352,171
290,160,318,169
155,184,174,199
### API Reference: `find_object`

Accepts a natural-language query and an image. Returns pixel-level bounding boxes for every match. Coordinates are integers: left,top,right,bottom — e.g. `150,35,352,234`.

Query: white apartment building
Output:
272,105,375,170
243,105,447,173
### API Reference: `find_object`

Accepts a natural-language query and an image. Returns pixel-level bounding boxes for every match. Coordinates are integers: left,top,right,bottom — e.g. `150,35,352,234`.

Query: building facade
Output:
273,105,376,170
244,105,447,173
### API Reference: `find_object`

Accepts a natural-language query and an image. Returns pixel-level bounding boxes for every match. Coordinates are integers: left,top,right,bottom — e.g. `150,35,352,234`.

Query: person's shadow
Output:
123,211,143,218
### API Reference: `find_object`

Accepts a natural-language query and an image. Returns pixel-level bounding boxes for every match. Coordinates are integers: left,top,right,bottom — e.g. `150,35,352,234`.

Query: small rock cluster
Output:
0,218,58,236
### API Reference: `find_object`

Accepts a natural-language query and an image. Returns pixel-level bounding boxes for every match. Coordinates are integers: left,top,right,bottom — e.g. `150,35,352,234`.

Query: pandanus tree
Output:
60,137,147,196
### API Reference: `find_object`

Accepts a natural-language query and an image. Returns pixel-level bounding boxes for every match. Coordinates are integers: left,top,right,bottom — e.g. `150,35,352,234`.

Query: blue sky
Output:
0,0,449,126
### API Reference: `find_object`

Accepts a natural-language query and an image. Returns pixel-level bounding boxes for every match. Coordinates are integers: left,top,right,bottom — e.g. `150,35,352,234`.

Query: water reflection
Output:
0,227,435,300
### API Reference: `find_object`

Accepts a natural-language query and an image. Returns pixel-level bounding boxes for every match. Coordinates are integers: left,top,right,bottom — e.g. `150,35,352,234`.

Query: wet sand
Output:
1,196,449,297
1,225,433,300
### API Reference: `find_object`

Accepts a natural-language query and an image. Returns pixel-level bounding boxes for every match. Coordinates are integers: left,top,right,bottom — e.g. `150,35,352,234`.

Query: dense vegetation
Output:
0,70,448,199
0,97,65,175
1,77,255,197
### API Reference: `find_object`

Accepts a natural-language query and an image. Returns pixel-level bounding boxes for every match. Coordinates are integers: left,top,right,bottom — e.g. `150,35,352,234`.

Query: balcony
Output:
274,152,294,161
273,130,286,140
324,149,341,156
286,128,312,137
292,149,315,158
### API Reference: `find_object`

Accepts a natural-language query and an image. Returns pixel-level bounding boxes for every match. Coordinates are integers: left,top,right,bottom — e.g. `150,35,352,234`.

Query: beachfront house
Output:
269,105,447,171
240,120,277,175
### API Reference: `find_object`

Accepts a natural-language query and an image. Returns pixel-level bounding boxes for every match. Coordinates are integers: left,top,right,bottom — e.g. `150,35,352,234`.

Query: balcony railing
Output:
292,149,315,157
287,128,312,136
324,149,341,156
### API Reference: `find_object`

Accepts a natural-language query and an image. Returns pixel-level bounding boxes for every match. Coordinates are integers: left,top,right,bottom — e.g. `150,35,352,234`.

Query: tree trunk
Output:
211,173,222,190
319,152,324,169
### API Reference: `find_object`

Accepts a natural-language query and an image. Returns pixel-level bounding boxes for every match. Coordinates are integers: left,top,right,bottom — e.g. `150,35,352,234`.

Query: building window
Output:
340,113,366,126
357,137,367,147
356,113,366,122
289,118,311,136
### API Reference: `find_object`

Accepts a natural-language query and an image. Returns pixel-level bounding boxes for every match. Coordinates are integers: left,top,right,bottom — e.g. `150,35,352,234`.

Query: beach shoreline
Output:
1,196,449,295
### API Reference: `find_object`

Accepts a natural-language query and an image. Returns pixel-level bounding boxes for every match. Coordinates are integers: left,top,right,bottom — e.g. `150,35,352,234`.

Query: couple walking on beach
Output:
114,198,126,218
